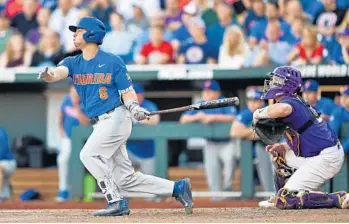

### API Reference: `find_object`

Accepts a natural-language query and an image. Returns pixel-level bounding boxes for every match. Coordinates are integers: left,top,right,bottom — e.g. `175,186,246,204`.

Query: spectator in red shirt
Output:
137,25,174,65
287,26,324,65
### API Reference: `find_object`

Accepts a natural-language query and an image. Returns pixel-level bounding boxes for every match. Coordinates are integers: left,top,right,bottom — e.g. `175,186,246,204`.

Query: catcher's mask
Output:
262,66,302,100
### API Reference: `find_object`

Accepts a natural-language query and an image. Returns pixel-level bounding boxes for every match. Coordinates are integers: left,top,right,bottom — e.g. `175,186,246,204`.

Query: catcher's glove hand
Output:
253,118,287,145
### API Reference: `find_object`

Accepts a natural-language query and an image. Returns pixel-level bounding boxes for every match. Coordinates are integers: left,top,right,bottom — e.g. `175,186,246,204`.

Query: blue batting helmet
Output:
69,17,106,45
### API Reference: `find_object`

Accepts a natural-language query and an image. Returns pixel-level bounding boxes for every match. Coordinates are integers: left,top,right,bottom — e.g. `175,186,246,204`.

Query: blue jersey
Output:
0,128,14,161
315,97,336,117
280,96,338,157
61,95,81,138
179,39,216,64
236,107,253,127
127,99,158,158
329,106,349,153
59,50,132,118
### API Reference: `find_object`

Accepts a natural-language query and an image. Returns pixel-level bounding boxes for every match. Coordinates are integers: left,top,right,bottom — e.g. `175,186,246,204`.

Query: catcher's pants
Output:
255,142,275,192
128,152,155,175
79,106,174,203
203,139,239,194
0,160,16,199
284,142,344,191
57,137,71,191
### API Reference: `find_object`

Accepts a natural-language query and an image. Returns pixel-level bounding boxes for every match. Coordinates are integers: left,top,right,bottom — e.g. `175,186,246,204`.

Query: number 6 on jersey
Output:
99,86,108,100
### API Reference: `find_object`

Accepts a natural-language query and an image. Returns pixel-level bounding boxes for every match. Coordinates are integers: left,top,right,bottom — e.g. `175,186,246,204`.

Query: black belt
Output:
90,108,115,125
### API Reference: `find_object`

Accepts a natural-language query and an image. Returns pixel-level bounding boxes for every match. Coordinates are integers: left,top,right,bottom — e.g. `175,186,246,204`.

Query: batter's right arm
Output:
38,66,69,82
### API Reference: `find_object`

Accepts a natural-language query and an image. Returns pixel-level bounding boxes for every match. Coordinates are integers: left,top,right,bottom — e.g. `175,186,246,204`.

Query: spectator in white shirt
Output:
49,0,79,52
126,0,149,39
218,25,249,68
101,12,135,56
115,0,160,20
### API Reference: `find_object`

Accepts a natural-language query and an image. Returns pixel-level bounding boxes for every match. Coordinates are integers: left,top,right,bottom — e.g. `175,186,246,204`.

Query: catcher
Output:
253,66,349,209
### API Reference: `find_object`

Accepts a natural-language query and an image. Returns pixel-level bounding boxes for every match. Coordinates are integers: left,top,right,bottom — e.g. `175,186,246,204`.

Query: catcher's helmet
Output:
262,66,302,100
69,17,106,45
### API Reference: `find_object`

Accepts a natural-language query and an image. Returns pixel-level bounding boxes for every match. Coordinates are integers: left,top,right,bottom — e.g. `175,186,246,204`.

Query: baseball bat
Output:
149,97,239,115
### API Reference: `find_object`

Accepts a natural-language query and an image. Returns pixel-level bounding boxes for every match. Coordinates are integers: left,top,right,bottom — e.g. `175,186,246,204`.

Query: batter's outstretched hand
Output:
131,106,150,121
37,67,53,80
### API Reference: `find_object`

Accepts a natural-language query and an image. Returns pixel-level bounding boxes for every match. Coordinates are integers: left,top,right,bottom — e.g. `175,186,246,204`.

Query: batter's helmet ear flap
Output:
70,17,106,45
83,30,106,45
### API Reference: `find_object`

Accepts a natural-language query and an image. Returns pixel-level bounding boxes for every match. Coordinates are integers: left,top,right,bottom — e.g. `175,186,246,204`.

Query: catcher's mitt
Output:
253,118,287,145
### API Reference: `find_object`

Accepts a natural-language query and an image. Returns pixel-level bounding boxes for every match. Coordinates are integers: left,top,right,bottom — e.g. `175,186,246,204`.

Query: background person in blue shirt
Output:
0,128,16,201
330,28,349,65
230,87,274,203
302,79,336,121
57,85,89,202
177,17,216,64
180,80,237,199
126,83,160,176
329,85,349,153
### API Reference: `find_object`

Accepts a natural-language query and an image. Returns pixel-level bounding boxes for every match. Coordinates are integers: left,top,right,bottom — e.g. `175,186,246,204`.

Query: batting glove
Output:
131,105,150,121
37,67,53,80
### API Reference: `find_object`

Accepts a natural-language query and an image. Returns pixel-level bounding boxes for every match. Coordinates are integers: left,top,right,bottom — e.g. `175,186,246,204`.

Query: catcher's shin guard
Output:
275,188,347,209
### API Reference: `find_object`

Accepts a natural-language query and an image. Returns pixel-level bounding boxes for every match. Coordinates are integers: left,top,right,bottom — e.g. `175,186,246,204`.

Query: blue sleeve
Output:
237,108,253,126
0,129,9,160
143,101,158,112
58,56,73,77
222,106,237,116
114,57,133,92
179,43,188,55
321,99,336,116
329,108,343,136
330,42,343,64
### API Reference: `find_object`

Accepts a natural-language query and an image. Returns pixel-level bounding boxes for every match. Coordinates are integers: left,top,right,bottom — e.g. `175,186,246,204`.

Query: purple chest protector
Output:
282,96,320,157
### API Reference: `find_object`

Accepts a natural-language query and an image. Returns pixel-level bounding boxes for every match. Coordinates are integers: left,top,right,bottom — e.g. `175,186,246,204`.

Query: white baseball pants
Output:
79,106,174,203
284,142,344,191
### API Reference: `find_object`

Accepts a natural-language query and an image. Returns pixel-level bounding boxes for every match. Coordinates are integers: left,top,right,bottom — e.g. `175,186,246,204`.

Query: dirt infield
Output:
0,208,349,223
0,200,348,222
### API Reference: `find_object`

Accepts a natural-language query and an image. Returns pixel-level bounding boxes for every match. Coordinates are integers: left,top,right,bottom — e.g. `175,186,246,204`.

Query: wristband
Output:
256,107,271,119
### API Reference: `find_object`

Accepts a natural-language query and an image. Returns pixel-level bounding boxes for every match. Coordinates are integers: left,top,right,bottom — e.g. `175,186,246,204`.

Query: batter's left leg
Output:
111,144,193,214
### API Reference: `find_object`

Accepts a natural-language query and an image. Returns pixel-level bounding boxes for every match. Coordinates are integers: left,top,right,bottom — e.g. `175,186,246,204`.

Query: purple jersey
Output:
280,96,337,157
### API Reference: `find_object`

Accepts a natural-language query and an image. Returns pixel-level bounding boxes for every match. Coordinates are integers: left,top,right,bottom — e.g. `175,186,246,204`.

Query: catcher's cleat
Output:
173,178,194,215
93,199,130,216
259,194,276,208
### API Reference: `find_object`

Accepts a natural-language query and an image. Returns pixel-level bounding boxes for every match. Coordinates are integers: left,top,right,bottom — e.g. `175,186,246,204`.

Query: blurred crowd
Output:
0,0,348,69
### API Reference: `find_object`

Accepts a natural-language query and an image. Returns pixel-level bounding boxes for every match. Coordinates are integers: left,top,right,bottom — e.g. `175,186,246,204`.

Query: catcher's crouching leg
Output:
275,188,347,209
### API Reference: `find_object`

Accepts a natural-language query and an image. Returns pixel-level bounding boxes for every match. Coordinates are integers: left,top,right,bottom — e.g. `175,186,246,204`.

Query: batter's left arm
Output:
122,90,150,121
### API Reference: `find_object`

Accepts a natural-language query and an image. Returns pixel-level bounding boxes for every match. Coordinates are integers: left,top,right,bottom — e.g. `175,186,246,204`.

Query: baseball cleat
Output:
174,178,194,215
93,199,131,216
341,193,349,209
56,190,69,202
259,194,276,208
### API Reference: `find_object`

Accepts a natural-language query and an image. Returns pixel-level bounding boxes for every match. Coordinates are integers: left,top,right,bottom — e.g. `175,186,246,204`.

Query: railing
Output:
1,64,349,83
69,122,349,200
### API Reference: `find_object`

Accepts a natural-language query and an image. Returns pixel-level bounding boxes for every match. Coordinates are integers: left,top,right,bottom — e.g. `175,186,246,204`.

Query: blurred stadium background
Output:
0,0,348,209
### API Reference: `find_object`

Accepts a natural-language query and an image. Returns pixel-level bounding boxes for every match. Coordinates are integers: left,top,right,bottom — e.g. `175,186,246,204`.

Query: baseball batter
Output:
38,16,193,216
253,66,349,209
